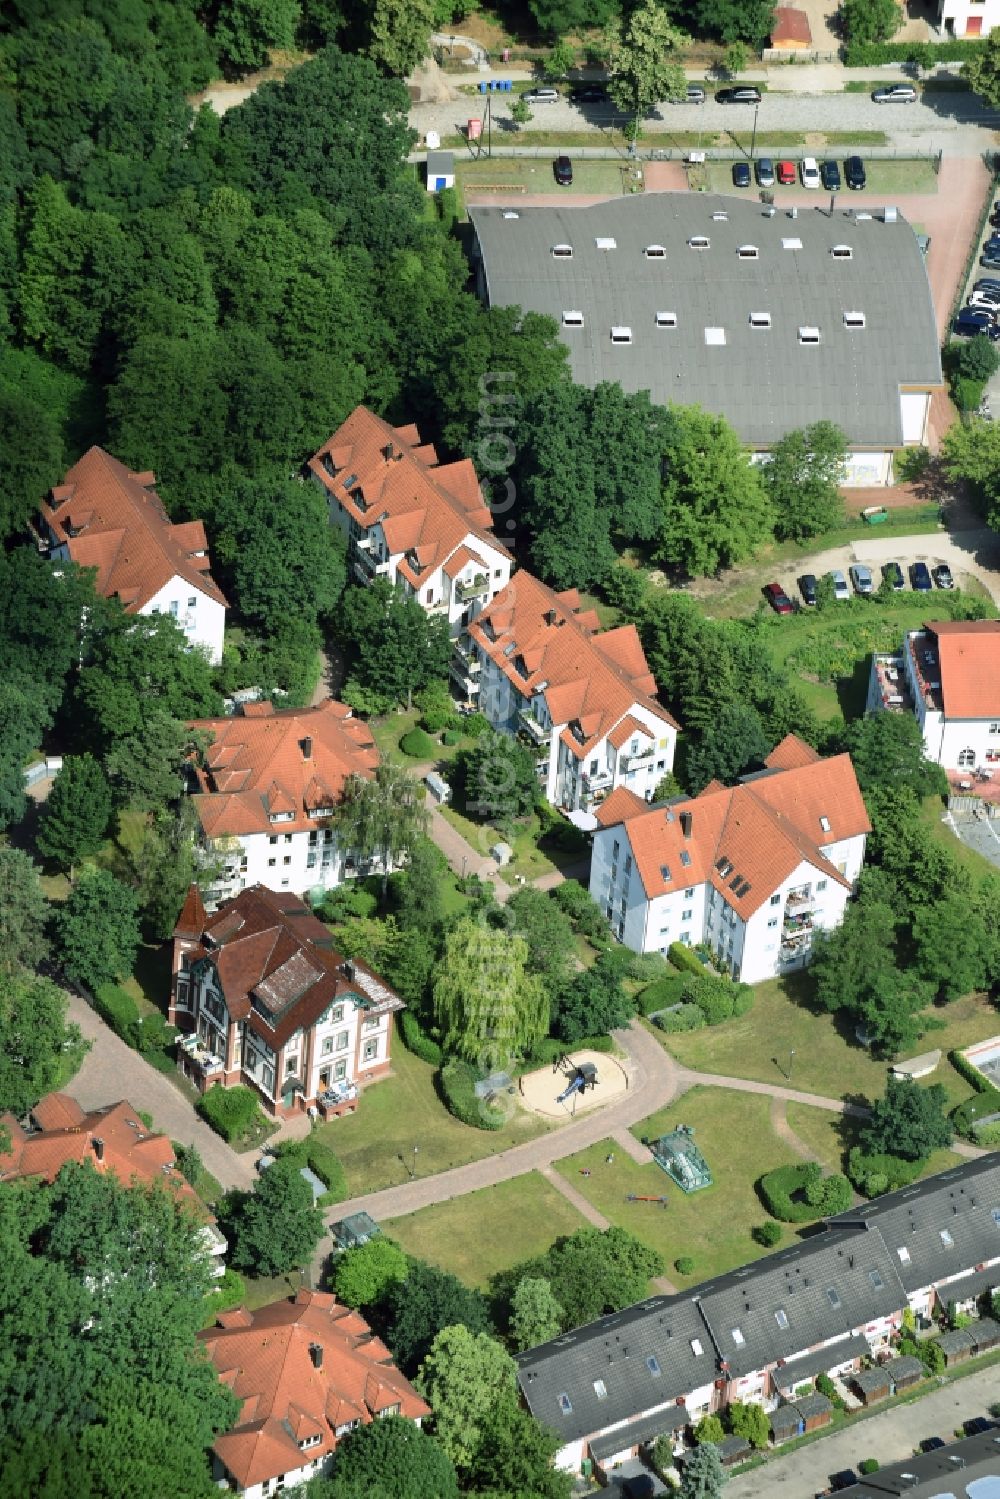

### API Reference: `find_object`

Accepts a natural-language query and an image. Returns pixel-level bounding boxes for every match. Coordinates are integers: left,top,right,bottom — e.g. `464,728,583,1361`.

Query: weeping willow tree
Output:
334,764,428,896
433,918,548,1070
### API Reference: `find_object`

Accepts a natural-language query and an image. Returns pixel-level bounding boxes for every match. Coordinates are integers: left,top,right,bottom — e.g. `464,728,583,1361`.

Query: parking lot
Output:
762,526,1000,612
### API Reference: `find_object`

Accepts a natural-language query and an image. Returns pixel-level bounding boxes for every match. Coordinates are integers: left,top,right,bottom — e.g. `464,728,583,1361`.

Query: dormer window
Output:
268,811,295,823
737,245,759,259
563,310,584,327
689,235,710,250
309,806,334,819
552,244,573,258
645,244,667,259
831,244,853,260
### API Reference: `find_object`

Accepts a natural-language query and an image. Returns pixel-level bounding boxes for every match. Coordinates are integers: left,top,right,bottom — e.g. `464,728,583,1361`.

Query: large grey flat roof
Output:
470,194,942,448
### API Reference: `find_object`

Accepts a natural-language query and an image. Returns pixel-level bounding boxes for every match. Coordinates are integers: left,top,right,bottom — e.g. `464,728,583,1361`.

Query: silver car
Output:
850,564,873,595
830,569,850,601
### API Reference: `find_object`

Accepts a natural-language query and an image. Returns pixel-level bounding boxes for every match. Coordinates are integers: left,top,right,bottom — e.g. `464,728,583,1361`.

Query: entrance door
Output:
282,1085,296,1110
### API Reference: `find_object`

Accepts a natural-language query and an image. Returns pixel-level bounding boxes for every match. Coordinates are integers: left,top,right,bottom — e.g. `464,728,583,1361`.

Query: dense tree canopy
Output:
307,1414,459,1499
0,849,51,976
0,972,86,1115
657,406,774,576
37,754,112,876
339,578,451,711
763,422,846,542
382,1260,492,1374
433,918,548,1068
53,867,142,994
861,1076,952,1161
226,1159,325,1276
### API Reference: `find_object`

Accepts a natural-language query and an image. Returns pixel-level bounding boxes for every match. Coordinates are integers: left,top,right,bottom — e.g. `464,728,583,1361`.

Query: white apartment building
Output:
170,884,403,1118
590,735,870,983
936,0,999,36
38,445,227,663
467,570,678,817
868,619,1000,776
187,699,380,906
308,405,513,659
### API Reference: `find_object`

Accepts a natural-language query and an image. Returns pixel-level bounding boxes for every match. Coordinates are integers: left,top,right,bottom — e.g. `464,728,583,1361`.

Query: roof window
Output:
798,326,821,345
558,1393,573,1415
843,310,866,329
869,1269,884,1289
647,1355,662,1376
717,858,733,878
775,1308,789,1330
611,327,633,345
691,1338,704,1356
645,244,667,259
731,1327,745,1346
593,1379,608,1399
737,245,759,259
711,211,728,222
705,327,726,345
749,312,772,328
897,1246,911,1264
940,1228,955,1248
689,235,711,250
655,311,677,327
502,209,520,220
679,849,691,867
562,311,584,327
782,237,803,250
660,864,672,881
819,815,831,832
826,1287,842,1310
831,244,853,259
342,472,358,490
595,236,617,250
551,244,573,258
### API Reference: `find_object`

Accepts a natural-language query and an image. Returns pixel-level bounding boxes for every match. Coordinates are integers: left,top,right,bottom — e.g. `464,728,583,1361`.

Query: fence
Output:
23,756,63,787
949,156,1000,332
417,144,944,166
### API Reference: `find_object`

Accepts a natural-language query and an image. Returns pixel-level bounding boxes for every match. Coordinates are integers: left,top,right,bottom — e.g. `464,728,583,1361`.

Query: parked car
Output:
821,159,841,189
554,155,573,185
955,309,994,337
800,157,820,189
830,570,850,601
763,581,794,614
732,161,751,187
845,155,866,190
799,573,818,605
882,561,904,591
910,561,933,591
569,84,608,104
715,86,762,103
829,1473,859,1493
850,563,874,595
964,1417,995,1436
522,87,559,104
776,160,796,186
968,290,1000,312
982,250,1000,269
755,156,775,187
974,278,1000,294
933,563,955,589
872,84,917,103
920,1437,946,1452
683,84,706,104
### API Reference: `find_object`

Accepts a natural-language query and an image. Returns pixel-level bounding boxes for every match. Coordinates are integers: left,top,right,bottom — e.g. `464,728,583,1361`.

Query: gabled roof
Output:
595,740,870,918
924,619,1000,720
41,447,227,613
200,1290,429,1490
178,884,403,1050
469,570,675,757
189,699,379,839
307,406,511,584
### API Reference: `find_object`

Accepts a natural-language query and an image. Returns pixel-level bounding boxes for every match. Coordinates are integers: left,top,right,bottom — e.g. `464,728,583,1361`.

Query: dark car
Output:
715,86,762,104
955,309,994,337
829,1472,859,1492
982,250,1000,268
821,159,841,189
910,561,933,591
620,1477,655,1499
764,581,794,615
933,563,955,589
964,1417,994,1436
554,155,573,185
569,84,609,104
799,573,818,606
920,1437,946,1452
755,156,775,187
975,278,1000,294
882,561,905,591
845,155,866,190
732,161,751,187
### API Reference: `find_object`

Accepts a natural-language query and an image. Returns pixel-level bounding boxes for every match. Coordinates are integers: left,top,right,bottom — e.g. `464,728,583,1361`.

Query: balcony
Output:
785,887,814,912
177,1033,225,1077
518,708,551,747
582,767,613,789
622,746,654,767
352,544,391,580
455,573,489,603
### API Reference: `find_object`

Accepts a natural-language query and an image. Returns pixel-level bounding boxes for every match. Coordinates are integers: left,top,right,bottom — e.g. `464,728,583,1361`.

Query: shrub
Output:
847,1146,923,1198
551,880,609,942
681,972,753,1026
859,1459,880,1475
654,1002,707,1035
399,1010,444,1065
759,1162,824,1222
675,1255,695,1275
415,682,459,734
197,1085,266,1144
843,36,982,64
816,1373,837,1400
894,446,930,483
400,727,436,759
728,1400,769,1449
442,729,461,746
804,1171,853,1216
948,1047,1000,1139
753,1221,782,1247
637,974,688,1015
694,1414,724,1445
304,1141,347,1203
520,1034,615,1069
93,982,141,1045
321,883,379,922
200,1267,247,1327
973,1120,1000,1146
953,376,987,414
668,941,705,976
438,1058,506,1131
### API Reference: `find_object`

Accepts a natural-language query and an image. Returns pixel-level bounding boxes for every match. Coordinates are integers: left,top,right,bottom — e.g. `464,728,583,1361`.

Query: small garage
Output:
716,1434,752,1468
851,1367,891,1406
971,1317,1000,1355
794,1393,834,1432
770,1403,804,1445
938,1327,977,1367
426,150,455,193
885,1355,923,1394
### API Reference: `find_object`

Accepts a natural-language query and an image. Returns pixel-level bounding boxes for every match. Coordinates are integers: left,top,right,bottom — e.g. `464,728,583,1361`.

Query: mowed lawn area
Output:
554,1086,813,1287
654,980,1000,1105
383,1173,585,1288
784,1102,965,1180
314,1041,553,1196
458,156,636,201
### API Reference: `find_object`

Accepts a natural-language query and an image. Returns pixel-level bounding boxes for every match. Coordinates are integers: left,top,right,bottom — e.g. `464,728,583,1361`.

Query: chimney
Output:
381,442,394,462
680,811,692,838
309,1342,324,1370
343,959,355,981
93,1137,105,1162
302,736,313,760
544,608,557,626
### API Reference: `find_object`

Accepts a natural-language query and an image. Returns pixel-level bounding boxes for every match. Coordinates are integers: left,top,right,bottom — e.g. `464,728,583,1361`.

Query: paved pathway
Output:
64,990,257,1191
541,1164,610,1229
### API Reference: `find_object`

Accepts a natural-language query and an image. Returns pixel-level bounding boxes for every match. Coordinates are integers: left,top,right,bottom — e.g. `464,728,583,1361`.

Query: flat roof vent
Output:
798,326,820,344
856,212,873,221
595,236,617,250
655,311,677,327
782,236,803,250
843,310,866,328
711,211,728,222
737,244,759,259
689,235,710,250
562,310,584,327
704,326,726,345
831,244,853,259
749,312,772,328
502,209,520,220
551,243,573,258
644,244,667,258
611,326,633,345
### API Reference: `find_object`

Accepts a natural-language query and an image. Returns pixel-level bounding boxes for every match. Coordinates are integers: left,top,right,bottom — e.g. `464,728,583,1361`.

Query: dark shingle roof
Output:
772,1332,870,1388
588,1403,688,1459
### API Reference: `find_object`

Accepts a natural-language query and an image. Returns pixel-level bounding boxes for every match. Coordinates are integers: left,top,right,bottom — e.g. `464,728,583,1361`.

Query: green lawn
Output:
314,1040,553,1195
554,1086,812,1286
783,1102,966,1178
123,941,171,1019
458,157,638,199
383,1172,586,1287
368,708,479,768
438,802,588,883
654,980,1000,1104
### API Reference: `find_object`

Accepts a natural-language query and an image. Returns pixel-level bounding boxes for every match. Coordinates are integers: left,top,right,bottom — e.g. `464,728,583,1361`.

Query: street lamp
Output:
750,101,759,164
788,1049,796,1080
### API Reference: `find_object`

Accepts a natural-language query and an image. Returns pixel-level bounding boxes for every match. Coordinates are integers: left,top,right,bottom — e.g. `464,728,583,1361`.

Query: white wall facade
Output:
212,1449,331,1498
899,390,932,445
937,0,1000,36
144,576,226,664
899,630,1000,771
204,826,348,906
842,450,893,487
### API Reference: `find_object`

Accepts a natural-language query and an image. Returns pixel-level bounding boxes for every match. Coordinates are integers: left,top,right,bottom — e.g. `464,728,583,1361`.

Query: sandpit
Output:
518,1050,631,1120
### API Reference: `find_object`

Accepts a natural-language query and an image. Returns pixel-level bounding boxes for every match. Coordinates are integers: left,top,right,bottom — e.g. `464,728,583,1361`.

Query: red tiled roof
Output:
41,447,227,613
30,1091,86,1131
597,746,869,918
175,883,207,938
771,5,812,44
189,700,379,839
765,733,822,771
308,407,511,587
200,1290,430,1490
925,620,1000,719
469,571,675,757
178,885,403,1050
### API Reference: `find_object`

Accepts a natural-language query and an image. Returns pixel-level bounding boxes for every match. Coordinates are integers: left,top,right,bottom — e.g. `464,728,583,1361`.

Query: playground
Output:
518,1050,631,1121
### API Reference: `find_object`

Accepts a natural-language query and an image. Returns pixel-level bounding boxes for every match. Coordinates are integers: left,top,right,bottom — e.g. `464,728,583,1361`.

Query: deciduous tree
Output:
53,867,141,993
683,703,771,791
339,578,451,710
862,1075,952,1161
0,972,86,1115
335,763,429,897
658,406,773,577
417,1325,518,1476
363,0,434,75
383,1260,491,1373
226,1159,325,1276
510,1276,564,1351
433,919,548,1068
763,421,847,542
37,754,112,878
504,888,576,1002
333,1236,409,1309
841,712,948,798
459,731,540,830
310,1414,459,1499
842,0,902,44
215,0,301,73
0,849,50,976
605,0,687,131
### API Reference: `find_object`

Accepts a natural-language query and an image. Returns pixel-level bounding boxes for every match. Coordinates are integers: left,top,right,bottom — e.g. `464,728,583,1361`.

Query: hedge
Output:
847,1146,923,1198
843,37,982,64
399,1010,444,1066
758,1162,824,1222
197,1085,265,1143
653,1003,707,1035
522,1034,615,1068
304,1141,348,1204
682,973,753,1026
93,982,141,1045
400,727,436,758
200,1268,247,1327
948,1047,1000,1139
636,974,687,1016
438,1058,506,1130
668,941,705,976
